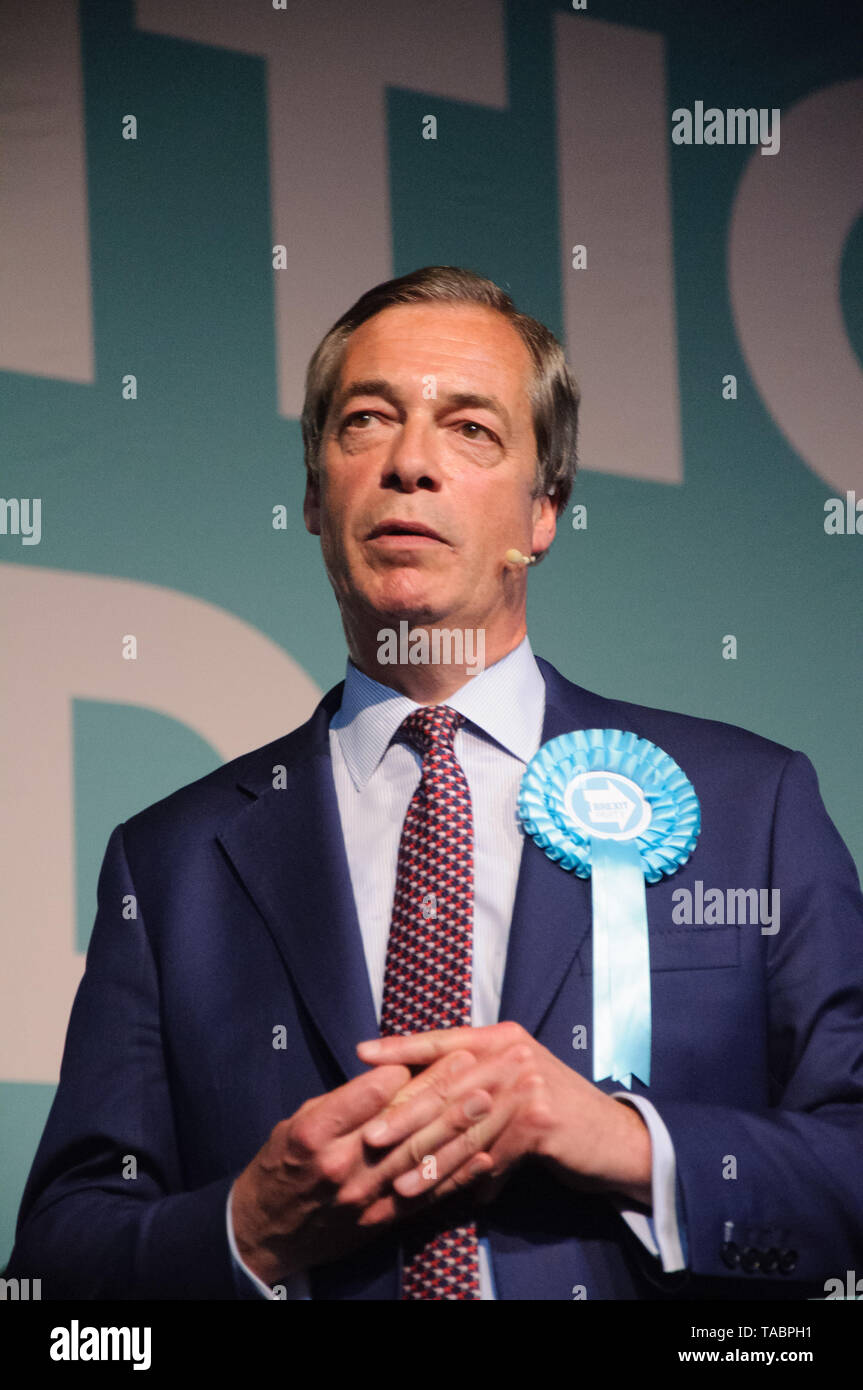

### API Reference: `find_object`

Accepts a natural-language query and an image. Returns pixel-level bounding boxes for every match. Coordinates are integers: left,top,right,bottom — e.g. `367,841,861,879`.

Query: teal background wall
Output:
1,0,860,1267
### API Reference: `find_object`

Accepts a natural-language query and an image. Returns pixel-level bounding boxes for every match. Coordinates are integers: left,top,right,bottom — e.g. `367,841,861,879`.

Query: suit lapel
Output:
498,659,628,1035
493,660,643,1300
217,686,379,1085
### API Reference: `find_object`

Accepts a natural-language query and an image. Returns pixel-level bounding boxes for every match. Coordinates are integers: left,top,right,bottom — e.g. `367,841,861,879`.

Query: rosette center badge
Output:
564,772,652,842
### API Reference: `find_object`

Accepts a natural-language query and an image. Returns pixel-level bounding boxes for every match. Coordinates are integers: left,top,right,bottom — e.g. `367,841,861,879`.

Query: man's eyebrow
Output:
332,379,400,418
331,380,512,433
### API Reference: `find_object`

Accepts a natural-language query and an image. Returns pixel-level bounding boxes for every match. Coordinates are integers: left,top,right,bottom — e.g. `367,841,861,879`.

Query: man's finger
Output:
357,1029,471,1067
362,1049,476,1148
357,1022,518,1068
341,1086,501,1211
289,1064,411,1152
386,1087,519,1197
362,1041,532,1150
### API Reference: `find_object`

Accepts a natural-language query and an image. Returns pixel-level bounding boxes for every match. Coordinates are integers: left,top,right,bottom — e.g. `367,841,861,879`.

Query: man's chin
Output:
370,600,444,625
360,577,456,626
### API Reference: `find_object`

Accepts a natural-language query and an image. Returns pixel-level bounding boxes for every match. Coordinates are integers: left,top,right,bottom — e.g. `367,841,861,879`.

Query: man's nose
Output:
382,415,443,490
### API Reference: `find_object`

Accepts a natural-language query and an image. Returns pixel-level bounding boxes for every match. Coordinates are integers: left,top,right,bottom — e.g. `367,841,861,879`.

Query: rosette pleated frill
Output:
517,729,701,1087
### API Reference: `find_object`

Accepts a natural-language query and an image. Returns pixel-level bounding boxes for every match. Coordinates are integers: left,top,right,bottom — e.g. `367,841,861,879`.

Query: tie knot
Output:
399,704,464,756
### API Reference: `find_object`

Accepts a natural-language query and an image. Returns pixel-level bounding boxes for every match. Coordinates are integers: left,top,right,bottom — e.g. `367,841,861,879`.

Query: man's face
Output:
304,301,556,639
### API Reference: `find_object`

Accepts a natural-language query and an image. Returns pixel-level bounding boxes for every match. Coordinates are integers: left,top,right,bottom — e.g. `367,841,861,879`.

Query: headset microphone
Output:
505,549,537,566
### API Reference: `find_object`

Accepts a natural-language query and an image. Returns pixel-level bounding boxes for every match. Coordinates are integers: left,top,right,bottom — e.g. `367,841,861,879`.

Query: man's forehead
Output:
333,302,534,407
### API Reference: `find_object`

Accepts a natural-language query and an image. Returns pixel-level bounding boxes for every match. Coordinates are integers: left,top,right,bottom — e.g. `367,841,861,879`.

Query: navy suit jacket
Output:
8,657,863,1299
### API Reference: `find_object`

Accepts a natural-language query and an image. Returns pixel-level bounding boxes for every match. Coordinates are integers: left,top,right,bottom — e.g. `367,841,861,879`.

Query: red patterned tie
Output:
380,704,481,1299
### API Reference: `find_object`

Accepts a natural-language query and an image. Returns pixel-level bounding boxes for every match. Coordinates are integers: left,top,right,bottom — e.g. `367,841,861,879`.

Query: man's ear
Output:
303,471,321,536
530,490,557,559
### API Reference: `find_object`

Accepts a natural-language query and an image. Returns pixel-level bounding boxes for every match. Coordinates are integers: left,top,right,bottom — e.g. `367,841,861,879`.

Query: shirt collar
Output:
330,635,545,791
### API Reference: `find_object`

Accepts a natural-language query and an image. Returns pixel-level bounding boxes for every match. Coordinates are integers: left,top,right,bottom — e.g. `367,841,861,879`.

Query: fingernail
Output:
463,1094,491,1121
448,1052,475,1075
358,1040,382,1056
395,1168,424,1196
364,1121,389,1143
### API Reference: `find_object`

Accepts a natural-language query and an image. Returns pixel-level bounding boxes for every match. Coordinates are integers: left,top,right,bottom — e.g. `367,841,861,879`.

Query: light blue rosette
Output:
517,729,700,1088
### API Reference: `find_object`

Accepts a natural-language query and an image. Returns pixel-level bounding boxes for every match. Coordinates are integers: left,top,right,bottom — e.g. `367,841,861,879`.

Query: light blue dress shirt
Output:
228,637,687,1297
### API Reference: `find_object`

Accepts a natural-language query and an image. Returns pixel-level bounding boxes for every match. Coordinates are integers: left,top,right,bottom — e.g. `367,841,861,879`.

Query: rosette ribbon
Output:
517,729,700,1088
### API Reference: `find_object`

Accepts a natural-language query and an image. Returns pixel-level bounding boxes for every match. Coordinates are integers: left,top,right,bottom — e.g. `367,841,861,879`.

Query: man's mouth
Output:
367,520,447,543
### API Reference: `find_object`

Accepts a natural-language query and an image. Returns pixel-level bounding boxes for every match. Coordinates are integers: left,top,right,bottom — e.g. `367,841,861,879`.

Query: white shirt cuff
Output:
226,1182,311,1299
608,1094,687,1273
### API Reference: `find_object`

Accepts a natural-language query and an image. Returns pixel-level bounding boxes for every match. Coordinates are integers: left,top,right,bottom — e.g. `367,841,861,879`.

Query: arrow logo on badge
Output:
583,781,635,830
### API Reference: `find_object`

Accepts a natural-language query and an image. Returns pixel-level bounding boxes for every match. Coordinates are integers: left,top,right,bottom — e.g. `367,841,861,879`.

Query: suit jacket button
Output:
720,1241,740,1270
778,1249,799,1273
741,1246,761,1272
761,1247,780,1274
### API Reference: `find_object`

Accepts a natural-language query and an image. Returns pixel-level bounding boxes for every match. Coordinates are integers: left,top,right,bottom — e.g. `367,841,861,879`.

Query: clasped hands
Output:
231,1021,652,1286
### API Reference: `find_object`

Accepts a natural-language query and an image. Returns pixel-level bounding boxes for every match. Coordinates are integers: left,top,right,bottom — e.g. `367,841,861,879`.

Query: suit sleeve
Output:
5,823,240,1298
649,750,863,1286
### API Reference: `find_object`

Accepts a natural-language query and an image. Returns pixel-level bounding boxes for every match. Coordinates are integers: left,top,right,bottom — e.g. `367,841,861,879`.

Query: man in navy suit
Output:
8,267,863,1299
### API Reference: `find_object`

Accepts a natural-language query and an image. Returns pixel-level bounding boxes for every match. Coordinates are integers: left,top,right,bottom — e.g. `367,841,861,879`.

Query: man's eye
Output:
457,421,496,442
342,411,376,429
